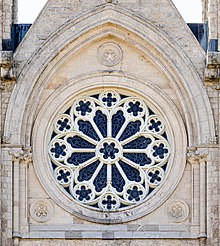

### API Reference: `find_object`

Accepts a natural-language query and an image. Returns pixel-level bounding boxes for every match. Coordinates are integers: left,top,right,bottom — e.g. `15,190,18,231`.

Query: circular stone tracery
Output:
48,90,171,211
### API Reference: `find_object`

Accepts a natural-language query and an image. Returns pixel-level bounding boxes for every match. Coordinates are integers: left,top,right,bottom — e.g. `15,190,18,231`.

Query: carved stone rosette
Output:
98,42,123,67
167,200,189,223
30,200,54,223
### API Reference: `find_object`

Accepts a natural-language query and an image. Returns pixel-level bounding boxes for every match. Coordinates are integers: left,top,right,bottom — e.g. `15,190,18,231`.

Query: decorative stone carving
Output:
9,148,24,161
23,148,33,164
9,147,32,163
30,200,53,223
48,90,171,211
98,43,123,67
187,147,208,165
167,200,189,223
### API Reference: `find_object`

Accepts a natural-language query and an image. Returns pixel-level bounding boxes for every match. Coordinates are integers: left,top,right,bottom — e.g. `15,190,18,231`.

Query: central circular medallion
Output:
96,138,122,163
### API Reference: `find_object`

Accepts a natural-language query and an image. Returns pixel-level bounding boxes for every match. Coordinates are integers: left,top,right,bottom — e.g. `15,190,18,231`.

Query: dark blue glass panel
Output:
102,93,117,107
57,118,71,132
51,161,58,170
76,101,92,116
162,163,168,171
123,136,152,149
148,170,162,184
119,121,141,141
100,143,119,159
78,120,100,141
78,160,100,182
67,136,95,149
112,111,125,138
76,185,92,201
148,108,155,116
102,195,116,210
94,110,107,138
64,107,71,115
119,203,129,208
67,152,95,165
91,94,99,99
127,101,143,116
50,143,66,158
119,160,141,182
162,132,168,140
152,143,168,159
57,169,71,183
112,165,125,192
123,153,152,166
51,131,57,140
93,165,107,192
148,119,162,133
127,186,143,201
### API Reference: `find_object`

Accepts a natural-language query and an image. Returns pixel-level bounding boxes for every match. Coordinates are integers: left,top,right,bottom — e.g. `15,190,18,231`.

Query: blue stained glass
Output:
127,186,143,201
119,121,141,141
102,195,116,210
57,118,71,131
119,160,141,182
102,93,117,107
100,143,119,159
148,119,162,132
51,143,66,158
112,165,125,192
162,132,168,140
67,152,95,165
76,185,92,201
112,111,125,138
67,136,95,149
123,136,152,149
49,90,170,210
94,110,107,138
78,120,100,141
76,101,92,116
78,160,100,182
127,101,143,116
64,108,71,115
153,143,168,159
57,169,71,183
148,170,162,183
93,165,107,192
123,153,152,166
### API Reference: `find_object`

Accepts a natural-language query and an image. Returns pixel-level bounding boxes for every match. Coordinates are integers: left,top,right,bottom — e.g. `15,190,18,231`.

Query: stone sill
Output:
20,224,200,239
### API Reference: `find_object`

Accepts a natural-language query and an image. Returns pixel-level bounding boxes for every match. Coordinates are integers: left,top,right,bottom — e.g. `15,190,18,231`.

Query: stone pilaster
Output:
20,148,32,235
187,147,208,244
10,148,24,241
9,147,32,245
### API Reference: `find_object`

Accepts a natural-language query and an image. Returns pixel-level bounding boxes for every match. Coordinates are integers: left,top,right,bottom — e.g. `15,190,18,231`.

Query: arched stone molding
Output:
4,5,214,148
32,74,187,223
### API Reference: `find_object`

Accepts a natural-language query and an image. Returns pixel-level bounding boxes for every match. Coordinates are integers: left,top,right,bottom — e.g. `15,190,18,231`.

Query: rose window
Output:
48,90,171,211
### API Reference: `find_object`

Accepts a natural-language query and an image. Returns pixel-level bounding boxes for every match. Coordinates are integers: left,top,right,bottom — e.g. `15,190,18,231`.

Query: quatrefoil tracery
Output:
48,90,171,211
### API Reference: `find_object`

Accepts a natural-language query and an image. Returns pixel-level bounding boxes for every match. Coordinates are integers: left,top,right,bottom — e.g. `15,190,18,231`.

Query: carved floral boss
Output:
49,90,171,211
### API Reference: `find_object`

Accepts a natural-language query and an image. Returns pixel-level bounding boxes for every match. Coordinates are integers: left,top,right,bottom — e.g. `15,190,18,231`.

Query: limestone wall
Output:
1,0,220,246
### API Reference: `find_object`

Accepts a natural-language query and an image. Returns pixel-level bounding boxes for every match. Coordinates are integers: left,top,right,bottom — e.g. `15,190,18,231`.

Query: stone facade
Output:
1,0,220,245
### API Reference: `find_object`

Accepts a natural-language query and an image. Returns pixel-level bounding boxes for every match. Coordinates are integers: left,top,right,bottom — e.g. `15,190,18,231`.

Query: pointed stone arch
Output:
4,4,214,148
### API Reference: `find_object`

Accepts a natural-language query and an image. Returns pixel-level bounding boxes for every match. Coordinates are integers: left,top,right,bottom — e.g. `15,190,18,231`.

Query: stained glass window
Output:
48,90,170,211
